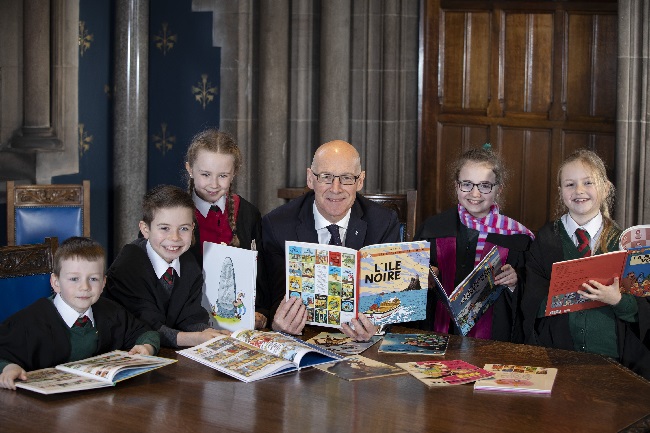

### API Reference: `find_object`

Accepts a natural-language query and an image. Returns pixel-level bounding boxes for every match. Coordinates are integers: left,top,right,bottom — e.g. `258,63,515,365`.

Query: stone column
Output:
319,0,351,143
113,0,149,253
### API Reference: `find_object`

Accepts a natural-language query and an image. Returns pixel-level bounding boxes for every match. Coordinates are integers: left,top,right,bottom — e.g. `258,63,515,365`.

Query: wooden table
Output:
2,327,649,433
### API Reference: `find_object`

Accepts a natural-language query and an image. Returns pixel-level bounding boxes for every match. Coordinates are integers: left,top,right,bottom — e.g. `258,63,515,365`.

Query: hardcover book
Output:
315,355,407,381
15,351,176,395
431,246,504,335
285,240,430,328
377,333,449,356
202,241,257,331
396,359,494,387
306,332,382,356
473,364,558,394
177,329,343,383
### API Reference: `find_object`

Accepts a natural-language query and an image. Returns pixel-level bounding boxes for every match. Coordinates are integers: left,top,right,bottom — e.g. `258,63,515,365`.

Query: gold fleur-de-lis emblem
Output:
191,74,219,110
78,124,93,157
79,21,94,56
152,123,176,156
153,22,177,55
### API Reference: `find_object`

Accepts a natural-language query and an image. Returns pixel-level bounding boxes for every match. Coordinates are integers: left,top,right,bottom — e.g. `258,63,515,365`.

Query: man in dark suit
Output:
261,140,400,340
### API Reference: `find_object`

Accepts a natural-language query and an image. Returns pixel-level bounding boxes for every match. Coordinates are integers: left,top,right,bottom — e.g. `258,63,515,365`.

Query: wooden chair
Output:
277,188,418,241
6,180,90,245
0,237,58,322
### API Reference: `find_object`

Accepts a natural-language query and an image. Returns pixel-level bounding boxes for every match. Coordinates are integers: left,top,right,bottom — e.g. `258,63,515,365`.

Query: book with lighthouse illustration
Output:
285,240,430,327
202,242,257,332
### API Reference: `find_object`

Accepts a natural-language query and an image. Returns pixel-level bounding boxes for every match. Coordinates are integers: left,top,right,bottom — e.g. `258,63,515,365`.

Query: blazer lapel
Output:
345,200,367,249
296,194,319,243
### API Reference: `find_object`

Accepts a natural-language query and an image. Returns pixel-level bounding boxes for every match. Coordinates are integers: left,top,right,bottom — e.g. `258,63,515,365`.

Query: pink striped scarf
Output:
458,204,535,265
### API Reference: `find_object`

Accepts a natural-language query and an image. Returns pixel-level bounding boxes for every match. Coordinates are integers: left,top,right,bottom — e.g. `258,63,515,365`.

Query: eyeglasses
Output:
312,172,361,185
457,181,498,194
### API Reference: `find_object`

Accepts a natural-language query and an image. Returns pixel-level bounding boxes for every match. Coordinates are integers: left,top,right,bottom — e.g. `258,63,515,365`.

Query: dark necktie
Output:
162,267,175,286
210,205,222,215
575,228,591,257
327,224,342,246
73,315,90,328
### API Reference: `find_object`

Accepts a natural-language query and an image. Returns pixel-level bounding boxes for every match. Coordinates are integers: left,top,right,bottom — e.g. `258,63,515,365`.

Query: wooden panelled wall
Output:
419,0,617,232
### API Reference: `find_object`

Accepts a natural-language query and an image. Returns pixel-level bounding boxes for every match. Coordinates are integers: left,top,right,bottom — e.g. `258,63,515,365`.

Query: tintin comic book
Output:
306,332,382,356
396,359,494,387
377,333,449,356
285,240,430,328
474,364,558,394
315,355,407,381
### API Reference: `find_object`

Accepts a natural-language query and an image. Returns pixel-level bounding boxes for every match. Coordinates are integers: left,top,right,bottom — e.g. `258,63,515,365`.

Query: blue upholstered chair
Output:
6,180,90,246
0,237,57,323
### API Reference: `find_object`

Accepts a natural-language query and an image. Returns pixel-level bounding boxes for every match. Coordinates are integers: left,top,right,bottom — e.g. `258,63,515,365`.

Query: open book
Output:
474,364,558,394
431,246,504,335
285,240,430,328
546,247,650,316
202,242,257,331
396,360,494,387
177,329,343,383
15,351,176,395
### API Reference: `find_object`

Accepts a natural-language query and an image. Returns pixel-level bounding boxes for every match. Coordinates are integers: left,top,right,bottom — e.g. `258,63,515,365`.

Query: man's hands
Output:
271,297,307,335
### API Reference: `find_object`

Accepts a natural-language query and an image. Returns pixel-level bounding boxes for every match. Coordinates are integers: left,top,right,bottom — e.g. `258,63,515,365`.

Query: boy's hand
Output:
272,297,307,335
0,364,27,390
578,277,622,306
341,313,378,342
129,344,155,356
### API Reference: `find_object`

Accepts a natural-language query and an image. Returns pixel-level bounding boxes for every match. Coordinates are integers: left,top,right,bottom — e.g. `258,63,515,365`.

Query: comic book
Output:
285,240,430,328
315,355,407,381
177,329,343,383
619,225,650,296
431,246,504,335
306,332,382,356
15,351,176,395
396,360,494,386
202,242,257,331
377,333,449,355
474,364,558,394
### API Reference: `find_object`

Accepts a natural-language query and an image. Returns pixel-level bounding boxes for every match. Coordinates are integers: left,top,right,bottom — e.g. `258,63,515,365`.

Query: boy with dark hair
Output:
0,237,159,390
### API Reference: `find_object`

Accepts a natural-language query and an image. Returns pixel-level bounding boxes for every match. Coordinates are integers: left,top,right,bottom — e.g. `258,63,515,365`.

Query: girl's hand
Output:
0,364,27,390
578,277,622,306
128,344,155,356
494,264,518,291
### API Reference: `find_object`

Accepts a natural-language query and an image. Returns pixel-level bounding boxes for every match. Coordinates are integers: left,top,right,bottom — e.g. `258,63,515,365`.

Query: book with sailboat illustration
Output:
285,240,430,328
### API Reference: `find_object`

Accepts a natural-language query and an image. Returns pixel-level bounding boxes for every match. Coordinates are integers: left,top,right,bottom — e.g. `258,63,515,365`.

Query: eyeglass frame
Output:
456,180,499,194
311,172,362,185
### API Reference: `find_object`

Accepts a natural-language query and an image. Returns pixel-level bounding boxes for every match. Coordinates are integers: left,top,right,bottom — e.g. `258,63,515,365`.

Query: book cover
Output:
306,332,382,356
620,246,650,297
315,355,407,381
431,246,504,335
473,364,558,394
285,240,430,328
202,241,257,331
377,333,449,355
15,351,176,395
177,330,343,383
620,224,650,250
396,360,494,387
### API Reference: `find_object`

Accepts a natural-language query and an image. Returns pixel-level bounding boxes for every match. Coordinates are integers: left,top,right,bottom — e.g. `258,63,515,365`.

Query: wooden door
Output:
418,0,618,231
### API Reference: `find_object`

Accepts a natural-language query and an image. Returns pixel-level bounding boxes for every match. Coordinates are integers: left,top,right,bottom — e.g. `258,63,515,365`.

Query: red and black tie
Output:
73,315,90,328
575,228,592,257
163,267,175,286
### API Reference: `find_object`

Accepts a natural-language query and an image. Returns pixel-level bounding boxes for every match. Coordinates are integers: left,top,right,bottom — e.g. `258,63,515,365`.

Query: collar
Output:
192,190,226,217
312,202,352,231
53,294,95,327
146,240,181,278
562,212,603,244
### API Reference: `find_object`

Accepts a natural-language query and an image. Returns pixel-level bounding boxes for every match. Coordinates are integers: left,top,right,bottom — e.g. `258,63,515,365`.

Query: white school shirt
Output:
192,190,226,218
146,240,181,279
53,293,95,327
561,212,603,251
312,203,352,246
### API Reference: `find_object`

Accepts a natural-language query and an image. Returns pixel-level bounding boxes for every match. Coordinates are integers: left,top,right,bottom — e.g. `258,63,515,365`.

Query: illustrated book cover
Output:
314,355,407,381
202,241,257,331
285,240,430,328
377,333,449,356
177,329,343,383
15,351,176,395
473,364,558,394
305,332,382,356
431,246,504,335
396,360,494,387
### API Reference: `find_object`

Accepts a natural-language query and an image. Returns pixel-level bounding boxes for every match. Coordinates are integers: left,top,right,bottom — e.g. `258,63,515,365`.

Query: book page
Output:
620,246,650,296
15,368,111,395
620,225,650,250
357,241,430,325
546,251,627,316
286,241,358,328
202,242,257,332
177,335,295,382
397,360,494,386
56,351,175,383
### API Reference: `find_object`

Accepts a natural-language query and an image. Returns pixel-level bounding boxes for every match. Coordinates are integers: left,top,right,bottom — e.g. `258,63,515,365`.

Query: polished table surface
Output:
1,327,649,433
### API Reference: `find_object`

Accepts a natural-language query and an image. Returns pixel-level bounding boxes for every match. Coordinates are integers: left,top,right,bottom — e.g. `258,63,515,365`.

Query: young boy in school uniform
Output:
104,185,224,348
0,237,159,390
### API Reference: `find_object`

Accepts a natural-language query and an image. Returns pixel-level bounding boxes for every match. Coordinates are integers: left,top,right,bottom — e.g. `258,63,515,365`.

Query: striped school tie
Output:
575,228,591,257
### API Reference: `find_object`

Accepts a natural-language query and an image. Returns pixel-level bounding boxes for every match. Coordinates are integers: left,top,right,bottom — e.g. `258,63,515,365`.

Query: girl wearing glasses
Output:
414,146,534,342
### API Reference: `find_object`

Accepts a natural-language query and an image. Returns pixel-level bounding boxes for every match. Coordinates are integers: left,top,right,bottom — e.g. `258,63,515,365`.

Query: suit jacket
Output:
260,191,400,319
